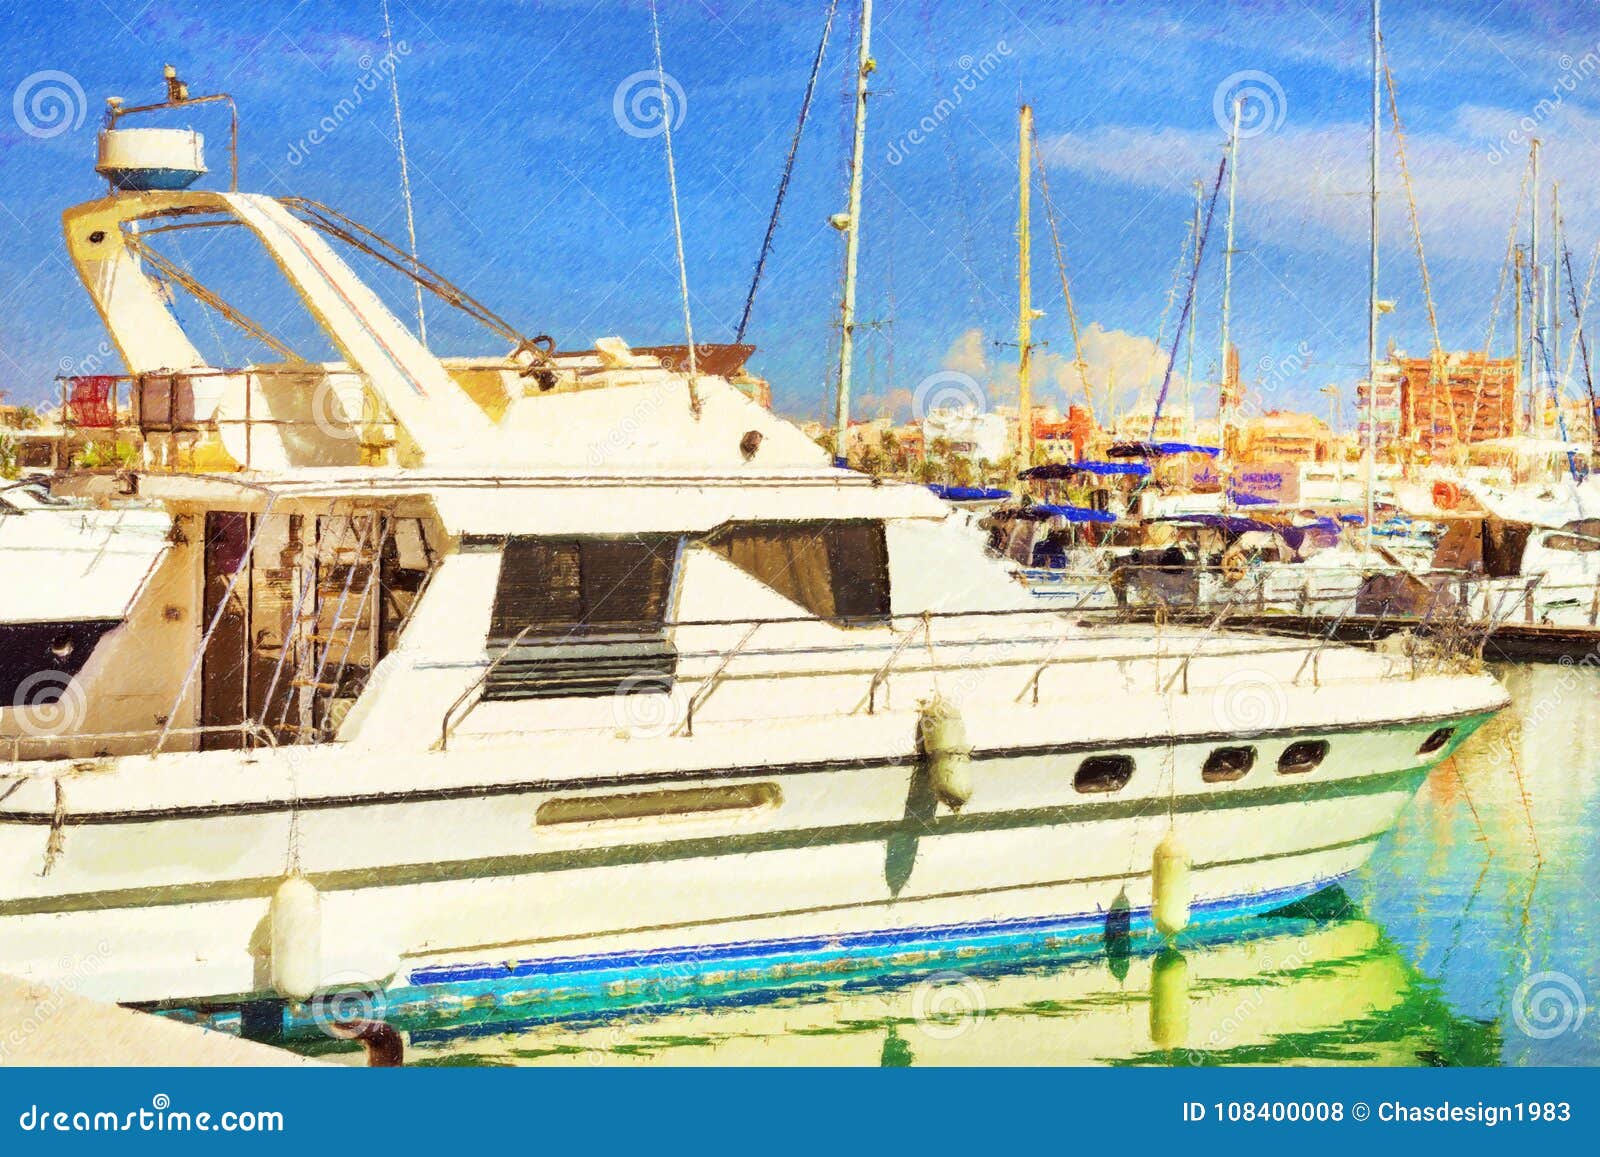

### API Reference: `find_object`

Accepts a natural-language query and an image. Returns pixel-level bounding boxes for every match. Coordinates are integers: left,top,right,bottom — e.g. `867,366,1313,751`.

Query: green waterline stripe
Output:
0,766,1422,918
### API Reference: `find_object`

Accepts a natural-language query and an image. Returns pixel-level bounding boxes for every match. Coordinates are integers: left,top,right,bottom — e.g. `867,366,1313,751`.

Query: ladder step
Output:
289,679,339,690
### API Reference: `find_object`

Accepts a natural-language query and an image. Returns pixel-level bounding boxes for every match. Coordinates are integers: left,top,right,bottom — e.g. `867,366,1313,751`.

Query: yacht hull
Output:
0,707,1494,1023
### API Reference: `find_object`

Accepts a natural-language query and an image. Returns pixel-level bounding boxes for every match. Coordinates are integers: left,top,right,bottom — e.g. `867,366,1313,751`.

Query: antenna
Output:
381,0,426,345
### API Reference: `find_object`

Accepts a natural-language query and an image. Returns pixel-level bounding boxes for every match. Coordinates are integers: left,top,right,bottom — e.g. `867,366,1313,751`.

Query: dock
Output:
0,974,318,1066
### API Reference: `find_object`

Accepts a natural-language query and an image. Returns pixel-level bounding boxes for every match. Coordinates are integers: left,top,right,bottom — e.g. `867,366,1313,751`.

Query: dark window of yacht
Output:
1202,746,1255,782
1418,727,1454,755
1075,754,1134,794
1277,740,1329,775
1544,533,1600,553
704,521,890,622
490,535,678,639
484,536,680,700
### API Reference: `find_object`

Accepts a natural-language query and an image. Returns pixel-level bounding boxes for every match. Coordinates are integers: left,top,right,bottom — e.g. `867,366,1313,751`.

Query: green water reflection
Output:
407,663,1596,1067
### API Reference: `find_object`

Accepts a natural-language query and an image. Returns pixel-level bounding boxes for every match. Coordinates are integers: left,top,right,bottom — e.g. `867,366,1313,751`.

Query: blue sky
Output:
2,0,1598,427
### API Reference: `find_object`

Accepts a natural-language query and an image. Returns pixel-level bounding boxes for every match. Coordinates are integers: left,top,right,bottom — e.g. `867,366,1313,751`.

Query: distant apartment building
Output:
1395,352,1517,453
1238,410,1333,463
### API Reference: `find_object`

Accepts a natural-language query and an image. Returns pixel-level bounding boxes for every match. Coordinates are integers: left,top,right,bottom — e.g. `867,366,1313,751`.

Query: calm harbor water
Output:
382,662,1596,1067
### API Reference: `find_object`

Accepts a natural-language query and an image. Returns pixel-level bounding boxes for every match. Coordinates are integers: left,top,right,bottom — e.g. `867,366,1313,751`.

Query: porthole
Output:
49,634,75,659
1277,739,1329,775
1202,746,1256,782
1075,754,1134,794
1418,727,1455,755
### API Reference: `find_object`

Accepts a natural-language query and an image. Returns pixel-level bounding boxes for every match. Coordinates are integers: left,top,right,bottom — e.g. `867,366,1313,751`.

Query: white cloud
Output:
916,323,1194,422
1039,101,1600,262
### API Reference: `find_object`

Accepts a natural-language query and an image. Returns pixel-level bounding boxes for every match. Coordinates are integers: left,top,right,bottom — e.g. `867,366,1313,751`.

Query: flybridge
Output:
62,67,803,475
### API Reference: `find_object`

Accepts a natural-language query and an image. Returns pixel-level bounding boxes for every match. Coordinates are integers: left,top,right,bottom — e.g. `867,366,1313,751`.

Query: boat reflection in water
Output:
397,900,1496,1067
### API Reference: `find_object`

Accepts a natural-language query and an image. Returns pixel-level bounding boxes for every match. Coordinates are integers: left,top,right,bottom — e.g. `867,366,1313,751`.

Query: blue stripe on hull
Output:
265,874,1352,1040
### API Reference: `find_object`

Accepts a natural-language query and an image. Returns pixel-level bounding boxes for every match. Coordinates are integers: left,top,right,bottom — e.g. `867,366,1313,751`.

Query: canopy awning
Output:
1106,441,1222,459
1019,460,1150,480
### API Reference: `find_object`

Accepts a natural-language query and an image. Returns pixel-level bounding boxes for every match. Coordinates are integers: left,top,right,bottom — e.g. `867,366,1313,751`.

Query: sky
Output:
2,0,1599,430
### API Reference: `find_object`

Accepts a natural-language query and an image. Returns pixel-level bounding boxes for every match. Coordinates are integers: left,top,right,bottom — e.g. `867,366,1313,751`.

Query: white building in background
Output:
923,404,1009,463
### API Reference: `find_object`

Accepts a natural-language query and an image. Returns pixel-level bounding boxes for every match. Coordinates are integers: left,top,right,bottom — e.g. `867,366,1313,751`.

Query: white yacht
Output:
0,77,1508,1031
0,477,170,724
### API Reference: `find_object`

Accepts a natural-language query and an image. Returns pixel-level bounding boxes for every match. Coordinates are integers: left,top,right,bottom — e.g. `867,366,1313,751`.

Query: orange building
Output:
1396,353,1517,454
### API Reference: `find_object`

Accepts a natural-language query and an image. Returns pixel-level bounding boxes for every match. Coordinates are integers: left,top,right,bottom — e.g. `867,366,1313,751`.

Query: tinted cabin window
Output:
706,521,890,622
1202,746,1255,782
1544,533,1600,553
485,536,679,700
490,536,677,639
1075,755,1134,794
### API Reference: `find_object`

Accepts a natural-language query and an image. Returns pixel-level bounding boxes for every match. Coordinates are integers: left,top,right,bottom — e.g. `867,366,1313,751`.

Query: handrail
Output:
437,622,543,751
1016,585,1115,705
1161,602,1235,695
678,621,762,737
861,612,932,716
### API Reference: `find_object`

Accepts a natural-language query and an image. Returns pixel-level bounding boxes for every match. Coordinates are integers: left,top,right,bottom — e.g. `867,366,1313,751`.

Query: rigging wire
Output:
1562,240,1599,427
1029,122,1094,421
1147,156,1228,440
381,0,427,345
1465,159,1530,443
124,236,300,361
919,0,986,321
736,0,841,343
1380,37,1453,448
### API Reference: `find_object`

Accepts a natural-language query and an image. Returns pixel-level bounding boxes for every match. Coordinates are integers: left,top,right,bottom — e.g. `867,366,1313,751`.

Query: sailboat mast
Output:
1529,138,1540,425
1018,103,1034,466
1515,251,1525,434
834,0,874,467
1219,98,1240,506
1365,0,1381,541
1184,180,1201,429
1553,181,1563,398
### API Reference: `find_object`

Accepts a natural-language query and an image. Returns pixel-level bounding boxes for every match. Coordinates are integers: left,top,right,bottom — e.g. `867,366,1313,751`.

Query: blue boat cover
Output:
1013,503,1118,523
926,485,1012,501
